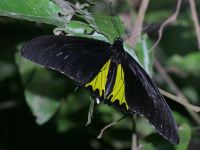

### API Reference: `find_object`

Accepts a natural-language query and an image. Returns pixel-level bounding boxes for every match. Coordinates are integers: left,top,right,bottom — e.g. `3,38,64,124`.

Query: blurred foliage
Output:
140,124,191,150
0,0,200,150
167,52,200,76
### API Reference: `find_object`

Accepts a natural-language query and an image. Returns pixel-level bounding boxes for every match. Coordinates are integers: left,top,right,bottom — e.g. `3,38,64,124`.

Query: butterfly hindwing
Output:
85,59,111,97
105,61,128,110
123,52,179,144
85,59,129,111
21,35,112,84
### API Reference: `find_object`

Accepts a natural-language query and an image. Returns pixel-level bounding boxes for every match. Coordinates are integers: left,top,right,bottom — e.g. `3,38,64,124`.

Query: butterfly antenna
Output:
109,2,121,37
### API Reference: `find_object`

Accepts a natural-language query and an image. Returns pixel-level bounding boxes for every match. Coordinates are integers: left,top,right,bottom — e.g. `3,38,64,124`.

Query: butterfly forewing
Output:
106,63,128,110
123,52,179,144
21,35,112,84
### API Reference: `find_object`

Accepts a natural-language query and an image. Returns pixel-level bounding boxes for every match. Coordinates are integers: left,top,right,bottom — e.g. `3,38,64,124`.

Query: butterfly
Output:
20,35,179,144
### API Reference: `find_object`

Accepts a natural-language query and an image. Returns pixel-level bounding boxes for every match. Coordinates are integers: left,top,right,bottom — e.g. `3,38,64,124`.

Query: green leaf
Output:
55,91,90,133
0,61,16,81
0,0,65,26
175,124,191,150
0,0,125,43
54,13,125,43
59,20,108,42
124,34,154,76
25,91,60,125
92,14,125,43
167,52,200,76
135,34,154,76
66,21,94,34
140,124,191,150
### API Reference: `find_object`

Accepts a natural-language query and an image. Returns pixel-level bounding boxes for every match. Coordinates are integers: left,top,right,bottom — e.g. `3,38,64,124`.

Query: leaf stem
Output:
97,115,126,139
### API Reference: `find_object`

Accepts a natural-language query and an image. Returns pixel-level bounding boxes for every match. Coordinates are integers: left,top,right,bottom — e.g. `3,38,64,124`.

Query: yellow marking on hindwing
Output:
108,64,128,110
85,60,111,97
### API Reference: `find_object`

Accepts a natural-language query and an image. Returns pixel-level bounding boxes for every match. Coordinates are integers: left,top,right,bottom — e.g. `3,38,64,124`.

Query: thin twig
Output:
150,0,182,51
160,88,200,112
0,101,18,110
127,0,150,47
97,115,126,139
155,59,200,125
188,0,200,50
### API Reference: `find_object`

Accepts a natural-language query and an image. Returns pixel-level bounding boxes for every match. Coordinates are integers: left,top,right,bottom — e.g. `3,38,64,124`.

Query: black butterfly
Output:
20,35,179,144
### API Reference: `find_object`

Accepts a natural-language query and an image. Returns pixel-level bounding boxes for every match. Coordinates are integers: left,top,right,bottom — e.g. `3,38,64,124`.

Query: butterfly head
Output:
114,37,123,44
112,38,124,52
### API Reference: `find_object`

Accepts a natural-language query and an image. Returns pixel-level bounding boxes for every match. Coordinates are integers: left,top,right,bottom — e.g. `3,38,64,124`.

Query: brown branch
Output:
97,115,126,139
155,59,200,125
150,0,182,51
160,89,200,112
188,0,200,50
127,0,150,47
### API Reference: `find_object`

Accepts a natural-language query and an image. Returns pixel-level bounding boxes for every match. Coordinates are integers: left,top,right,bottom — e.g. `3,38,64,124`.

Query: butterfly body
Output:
21,35,179,144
